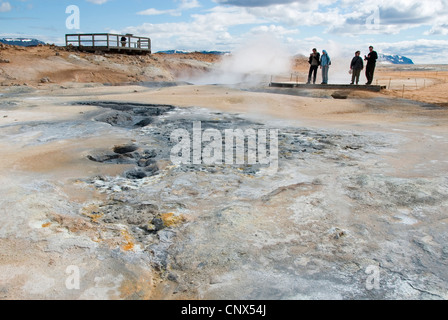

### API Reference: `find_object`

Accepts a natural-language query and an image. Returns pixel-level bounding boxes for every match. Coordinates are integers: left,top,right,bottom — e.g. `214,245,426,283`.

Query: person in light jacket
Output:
320,50,331,84
350,51,364,85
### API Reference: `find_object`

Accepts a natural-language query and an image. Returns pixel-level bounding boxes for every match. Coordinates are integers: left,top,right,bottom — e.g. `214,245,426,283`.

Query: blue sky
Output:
1,0,448,63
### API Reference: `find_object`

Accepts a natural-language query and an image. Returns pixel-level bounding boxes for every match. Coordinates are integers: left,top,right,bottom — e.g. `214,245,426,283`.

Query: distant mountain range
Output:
0,38,46,47
157,50,230,55
378,54,414,65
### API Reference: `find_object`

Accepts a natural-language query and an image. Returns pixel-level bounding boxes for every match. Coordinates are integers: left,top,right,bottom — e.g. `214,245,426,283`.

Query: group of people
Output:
307,46,378,85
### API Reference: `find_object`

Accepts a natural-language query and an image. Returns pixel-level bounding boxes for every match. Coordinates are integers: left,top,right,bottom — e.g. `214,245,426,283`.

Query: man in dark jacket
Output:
350,51,364,85
307,48,320,84
364,46,378,85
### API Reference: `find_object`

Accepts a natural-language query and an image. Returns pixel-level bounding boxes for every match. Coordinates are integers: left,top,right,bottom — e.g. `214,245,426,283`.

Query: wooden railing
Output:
65,33,151,53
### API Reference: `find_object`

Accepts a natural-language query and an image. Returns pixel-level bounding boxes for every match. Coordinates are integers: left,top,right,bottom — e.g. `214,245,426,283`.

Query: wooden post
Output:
78,34,81,47
388,78,391,89
92,34,95,48
107,34,109,49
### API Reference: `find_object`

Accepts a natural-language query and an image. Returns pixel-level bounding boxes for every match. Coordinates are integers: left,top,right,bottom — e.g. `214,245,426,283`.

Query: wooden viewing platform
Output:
65,33,151,54
270,82,386,92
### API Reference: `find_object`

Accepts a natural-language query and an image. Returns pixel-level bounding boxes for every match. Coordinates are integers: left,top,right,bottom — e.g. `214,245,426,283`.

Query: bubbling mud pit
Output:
0,89,447,300
61,99,447,299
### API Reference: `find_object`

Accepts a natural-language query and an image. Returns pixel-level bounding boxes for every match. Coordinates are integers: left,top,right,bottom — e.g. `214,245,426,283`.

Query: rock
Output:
0,59,10,63
138,158,156,168
151,217,165,231
167,273,178,282
93,180,106,187
40,77,51,83
113,144,138,154
150,213,185,232
125,169,147,180
144,164,159,176
142,149,157,159
134,118,152,127
329,227,348,240
87,153,120,163
331,91,349,99
112,186,122,192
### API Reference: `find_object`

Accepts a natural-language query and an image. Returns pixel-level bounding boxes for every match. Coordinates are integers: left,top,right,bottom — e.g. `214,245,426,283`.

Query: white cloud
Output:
329,0,448,35
425,24,448,35
214,0,448,36
0,1,12,12
249,24,299,36
376,39,448,64
179,0,201,10
138,8,171,16
118,6,264,51
214,0,300,6
138,0,200,16
115,0,448,62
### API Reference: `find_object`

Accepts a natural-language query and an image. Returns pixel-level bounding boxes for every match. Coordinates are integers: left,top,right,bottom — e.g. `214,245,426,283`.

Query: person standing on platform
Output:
307,48,320,84
320,50,331,84
350,51,364,85
364,46,378,85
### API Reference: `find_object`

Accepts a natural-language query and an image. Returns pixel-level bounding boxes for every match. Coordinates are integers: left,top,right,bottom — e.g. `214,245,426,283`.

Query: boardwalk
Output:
270,82,386,92
65,33,151,54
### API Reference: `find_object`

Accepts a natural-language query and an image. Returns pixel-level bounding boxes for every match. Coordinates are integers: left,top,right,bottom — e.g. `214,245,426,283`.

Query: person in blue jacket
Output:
320,50,331,84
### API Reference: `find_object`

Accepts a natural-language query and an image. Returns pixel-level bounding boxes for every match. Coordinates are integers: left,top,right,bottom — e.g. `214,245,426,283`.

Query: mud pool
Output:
0,85,447,299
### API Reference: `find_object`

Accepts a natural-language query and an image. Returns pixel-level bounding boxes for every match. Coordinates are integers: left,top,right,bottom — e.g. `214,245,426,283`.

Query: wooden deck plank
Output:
270,82,386,92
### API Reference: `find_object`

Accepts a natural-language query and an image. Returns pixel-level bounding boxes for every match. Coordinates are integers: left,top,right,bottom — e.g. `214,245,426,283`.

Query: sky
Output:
1,0,448,63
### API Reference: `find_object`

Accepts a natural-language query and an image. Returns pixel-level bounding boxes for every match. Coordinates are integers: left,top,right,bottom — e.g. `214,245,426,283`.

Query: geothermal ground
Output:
0,45,447,300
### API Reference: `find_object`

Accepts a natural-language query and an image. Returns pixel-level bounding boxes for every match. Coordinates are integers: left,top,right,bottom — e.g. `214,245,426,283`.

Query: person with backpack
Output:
320,50,331,84
350,51,364,85
307,48,320,84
